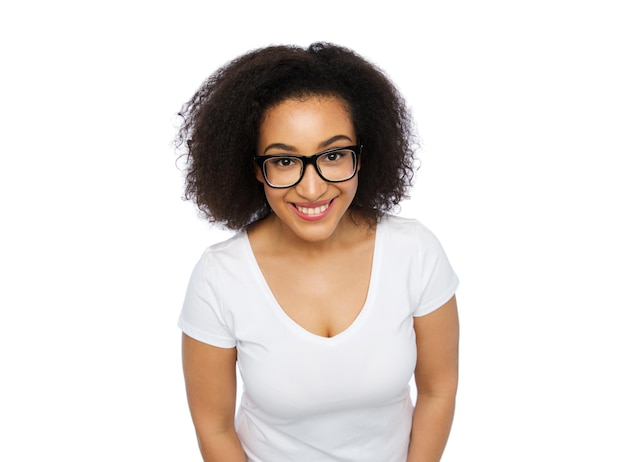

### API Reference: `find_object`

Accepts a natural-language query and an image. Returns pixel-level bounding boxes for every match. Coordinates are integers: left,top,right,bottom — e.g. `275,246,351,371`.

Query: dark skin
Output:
182,95,459,461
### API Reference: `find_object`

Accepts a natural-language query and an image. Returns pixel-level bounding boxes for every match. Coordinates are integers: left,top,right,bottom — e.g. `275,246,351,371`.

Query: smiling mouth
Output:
295,202,330,216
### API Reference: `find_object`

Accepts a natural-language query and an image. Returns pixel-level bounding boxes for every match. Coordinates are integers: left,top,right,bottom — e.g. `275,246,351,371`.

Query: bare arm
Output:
182,333,247,462
407,295,459,462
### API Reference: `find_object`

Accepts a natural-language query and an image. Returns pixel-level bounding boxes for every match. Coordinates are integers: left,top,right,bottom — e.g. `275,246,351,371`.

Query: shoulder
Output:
190,231,249,280
379,216,459,316
184,230,254,315
379,214,444,250
200,230,248,260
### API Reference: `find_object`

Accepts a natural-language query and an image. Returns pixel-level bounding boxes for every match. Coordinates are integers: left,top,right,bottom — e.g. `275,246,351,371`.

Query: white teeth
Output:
296,203,329,215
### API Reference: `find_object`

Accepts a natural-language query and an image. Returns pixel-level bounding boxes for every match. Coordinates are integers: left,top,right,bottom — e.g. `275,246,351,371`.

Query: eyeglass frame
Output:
253,144,363,189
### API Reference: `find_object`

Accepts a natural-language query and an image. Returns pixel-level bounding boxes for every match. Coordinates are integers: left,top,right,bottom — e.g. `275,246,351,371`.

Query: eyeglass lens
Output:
264,150,356,187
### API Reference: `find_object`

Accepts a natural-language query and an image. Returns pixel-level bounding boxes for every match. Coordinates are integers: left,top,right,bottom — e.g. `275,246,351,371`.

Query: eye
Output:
268,156,298,168
320,150,348,163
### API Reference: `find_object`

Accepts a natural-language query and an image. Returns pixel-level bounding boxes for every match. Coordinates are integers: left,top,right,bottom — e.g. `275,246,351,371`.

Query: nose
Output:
295,163,327,201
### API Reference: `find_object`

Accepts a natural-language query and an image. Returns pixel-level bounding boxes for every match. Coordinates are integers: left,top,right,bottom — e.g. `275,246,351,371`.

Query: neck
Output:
251,209,371,258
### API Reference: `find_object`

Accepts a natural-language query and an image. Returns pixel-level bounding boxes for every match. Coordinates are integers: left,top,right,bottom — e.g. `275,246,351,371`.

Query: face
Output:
256,95,359,244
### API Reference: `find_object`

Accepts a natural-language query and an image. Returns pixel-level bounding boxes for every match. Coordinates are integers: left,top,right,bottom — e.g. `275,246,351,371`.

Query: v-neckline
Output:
243,220,384,342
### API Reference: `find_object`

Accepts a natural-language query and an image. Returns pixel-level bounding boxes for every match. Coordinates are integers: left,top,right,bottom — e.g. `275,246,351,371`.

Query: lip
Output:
290,198,335,221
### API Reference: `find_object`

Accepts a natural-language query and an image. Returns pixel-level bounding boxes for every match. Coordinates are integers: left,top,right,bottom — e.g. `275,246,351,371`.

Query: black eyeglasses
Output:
254,145,362,188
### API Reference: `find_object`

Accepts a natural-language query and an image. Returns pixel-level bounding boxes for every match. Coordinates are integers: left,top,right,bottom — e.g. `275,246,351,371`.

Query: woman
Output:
176,42,459,462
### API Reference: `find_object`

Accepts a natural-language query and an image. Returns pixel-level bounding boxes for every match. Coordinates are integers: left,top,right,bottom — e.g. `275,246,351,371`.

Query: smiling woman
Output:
253,96,360,243
176,42,459,462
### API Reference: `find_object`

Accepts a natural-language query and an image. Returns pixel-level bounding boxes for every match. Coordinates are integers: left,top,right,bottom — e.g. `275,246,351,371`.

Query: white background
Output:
1,1,624,460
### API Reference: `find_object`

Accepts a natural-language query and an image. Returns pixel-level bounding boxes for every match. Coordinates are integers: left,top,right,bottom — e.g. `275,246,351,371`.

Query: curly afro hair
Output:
175,42,417,230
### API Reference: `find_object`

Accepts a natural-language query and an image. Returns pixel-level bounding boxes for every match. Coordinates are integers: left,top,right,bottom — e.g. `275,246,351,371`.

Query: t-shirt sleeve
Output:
411,223,459,317
177,250,237,348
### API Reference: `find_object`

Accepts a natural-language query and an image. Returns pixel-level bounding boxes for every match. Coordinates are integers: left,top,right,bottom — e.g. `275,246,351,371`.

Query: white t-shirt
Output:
178,214,459,462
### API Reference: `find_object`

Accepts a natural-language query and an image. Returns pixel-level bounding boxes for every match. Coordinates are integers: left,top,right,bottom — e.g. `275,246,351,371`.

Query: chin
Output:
277,207,349,244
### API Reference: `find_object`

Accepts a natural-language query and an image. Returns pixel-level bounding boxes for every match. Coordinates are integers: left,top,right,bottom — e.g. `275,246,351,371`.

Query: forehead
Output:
259,96,355,148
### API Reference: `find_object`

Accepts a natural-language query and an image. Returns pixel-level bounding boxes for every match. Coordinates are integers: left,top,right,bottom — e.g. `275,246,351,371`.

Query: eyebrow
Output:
263,134,354,154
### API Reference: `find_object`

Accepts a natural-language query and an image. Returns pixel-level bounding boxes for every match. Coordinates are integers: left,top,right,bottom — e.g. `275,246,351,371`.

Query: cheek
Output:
338,177,359,205
255,165,265,183
350,176,360,200
262,183,281,206
349,175,359,193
